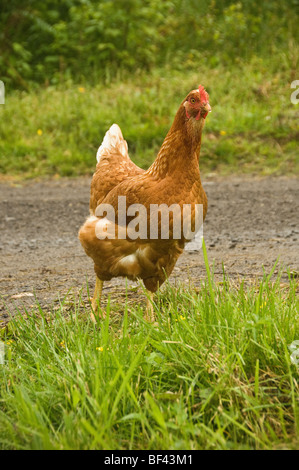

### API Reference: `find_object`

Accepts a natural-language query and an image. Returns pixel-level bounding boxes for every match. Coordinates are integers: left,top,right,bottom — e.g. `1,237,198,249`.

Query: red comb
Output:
198,85,209,102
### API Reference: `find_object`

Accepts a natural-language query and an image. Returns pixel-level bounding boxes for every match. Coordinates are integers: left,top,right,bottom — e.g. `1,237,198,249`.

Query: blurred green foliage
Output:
1,0,298,89
0,66,298,178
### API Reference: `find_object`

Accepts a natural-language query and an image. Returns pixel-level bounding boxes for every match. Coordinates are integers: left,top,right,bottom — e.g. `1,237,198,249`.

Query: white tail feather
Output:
96,123,128,163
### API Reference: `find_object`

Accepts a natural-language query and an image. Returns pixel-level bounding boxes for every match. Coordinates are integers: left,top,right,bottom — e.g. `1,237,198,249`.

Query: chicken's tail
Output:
96,123,128,163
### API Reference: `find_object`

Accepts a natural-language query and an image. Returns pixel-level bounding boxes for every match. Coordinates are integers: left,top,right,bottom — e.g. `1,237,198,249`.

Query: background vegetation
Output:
1,256,298,450
1,0,298,87
0,0,298,178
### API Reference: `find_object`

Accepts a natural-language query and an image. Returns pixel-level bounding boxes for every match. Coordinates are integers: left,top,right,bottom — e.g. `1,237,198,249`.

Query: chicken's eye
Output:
190,98,196,104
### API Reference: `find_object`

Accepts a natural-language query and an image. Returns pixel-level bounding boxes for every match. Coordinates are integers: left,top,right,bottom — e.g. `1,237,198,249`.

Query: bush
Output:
0,1,298,89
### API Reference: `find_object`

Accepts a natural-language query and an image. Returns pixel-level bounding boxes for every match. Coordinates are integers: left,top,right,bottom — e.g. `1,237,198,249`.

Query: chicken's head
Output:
183,85,211,121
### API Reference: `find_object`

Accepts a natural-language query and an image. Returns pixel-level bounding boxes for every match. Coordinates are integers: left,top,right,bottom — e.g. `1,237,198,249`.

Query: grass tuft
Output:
0,263,298,450
0,59,298,179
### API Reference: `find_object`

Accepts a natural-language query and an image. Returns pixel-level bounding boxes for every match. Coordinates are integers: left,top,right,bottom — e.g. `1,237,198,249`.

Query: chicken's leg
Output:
145,291,155,323
90,277,104,322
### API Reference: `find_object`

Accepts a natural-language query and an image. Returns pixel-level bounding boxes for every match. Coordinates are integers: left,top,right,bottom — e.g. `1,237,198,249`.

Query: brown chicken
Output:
79,85,211,321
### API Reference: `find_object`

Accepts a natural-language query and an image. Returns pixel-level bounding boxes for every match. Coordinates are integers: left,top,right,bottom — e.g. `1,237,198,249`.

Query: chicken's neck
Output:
147,106,204,180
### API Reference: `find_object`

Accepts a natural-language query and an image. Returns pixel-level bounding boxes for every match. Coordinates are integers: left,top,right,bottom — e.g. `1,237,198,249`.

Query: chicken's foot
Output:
90,277,105,322
145,291,156,323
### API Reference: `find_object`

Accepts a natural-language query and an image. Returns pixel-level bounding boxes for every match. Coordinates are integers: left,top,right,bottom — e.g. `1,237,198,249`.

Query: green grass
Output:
0,56,298,179
0,251,298,450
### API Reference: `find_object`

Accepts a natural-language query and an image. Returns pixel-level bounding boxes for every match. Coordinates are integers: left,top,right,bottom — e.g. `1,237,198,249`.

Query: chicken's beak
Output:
199,102,211,120
203,102,211,114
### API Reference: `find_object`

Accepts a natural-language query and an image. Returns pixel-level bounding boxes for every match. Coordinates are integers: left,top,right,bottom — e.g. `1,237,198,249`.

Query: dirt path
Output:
0,176,298,323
